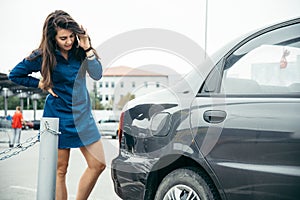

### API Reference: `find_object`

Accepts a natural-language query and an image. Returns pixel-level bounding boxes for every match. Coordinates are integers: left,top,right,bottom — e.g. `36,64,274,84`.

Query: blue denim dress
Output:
9,50,103,148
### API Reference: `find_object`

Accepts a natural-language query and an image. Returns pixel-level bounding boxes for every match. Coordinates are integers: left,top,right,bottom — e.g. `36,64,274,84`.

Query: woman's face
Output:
55,28,75,52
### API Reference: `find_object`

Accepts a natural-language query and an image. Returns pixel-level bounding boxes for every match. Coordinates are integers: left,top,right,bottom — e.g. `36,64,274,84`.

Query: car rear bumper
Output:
111,152,157,200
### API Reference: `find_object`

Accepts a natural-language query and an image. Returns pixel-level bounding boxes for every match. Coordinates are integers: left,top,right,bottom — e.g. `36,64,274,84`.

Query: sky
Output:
0,0,299,74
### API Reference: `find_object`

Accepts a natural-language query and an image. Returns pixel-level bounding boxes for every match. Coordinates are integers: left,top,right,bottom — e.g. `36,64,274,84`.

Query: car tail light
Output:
118,112,124,144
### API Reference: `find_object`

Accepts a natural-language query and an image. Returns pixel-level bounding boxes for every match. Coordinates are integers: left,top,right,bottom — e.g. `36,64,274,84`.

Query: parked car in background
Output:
32,120,40,130
22,120,34,130
0,116,11,129
97,119,119,139
111,17,300,200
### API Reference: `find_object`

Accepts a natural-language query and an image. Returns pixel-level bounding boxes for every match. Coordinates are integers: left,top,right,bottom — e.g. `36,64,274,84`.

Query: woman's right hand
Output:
47,88,58,97
38,80,58,97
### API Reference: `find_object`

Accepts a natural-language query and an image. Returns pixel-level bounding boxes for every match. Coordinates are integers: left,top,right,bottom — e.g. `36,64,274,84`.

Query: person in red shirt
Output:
11,106,24,147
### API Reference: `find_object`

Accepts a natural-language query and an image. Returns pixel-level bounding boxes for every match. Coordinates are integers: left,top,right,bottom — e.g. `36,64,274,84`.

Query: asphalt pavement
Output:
0,129,122,200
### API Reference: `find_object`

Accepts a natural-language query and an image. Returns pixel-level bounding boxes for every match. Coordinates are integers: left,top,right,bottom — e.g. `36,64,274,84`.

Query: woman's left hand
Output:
77,25,91,50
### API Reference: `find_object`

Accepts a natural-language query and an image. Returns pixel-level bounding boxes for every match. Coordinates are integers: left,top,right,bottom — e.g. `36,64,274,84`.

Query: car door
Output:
191,20,300,200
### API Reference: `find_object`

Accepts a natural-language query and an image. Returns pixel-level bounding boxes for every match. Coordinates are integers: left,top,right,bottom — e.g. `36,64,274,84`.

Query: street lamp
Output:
31,93,41,121
17,90,28,111
1,88,12,116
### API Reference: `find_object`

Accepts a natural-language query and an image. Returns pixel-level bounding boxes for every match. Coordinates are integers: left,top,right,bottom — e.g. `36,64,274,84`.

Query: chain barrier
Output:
0,120,61,161
0,133,39,161
40,120,61,136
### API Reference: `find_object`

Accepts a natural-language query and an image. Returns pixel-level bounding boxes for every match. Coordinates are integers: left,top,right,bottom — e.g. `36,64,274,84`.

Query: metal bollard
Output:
36,118,59,200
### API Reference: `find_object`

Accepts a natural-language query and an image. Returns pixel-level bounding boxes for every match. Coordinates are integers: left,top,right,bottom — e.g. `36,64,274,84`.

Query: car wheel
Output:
112,130,118,139
154,168,218,200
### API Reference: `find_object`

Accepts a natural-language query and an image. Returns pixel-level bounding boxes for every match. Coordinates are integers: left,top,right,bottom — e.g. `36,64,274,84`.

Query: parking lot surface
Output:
0,129,121,200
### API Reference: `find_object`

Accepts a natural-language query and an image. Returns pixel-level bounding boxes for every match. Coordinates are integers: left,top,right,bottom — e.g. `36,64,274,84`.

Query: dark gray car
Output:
111,17,300,200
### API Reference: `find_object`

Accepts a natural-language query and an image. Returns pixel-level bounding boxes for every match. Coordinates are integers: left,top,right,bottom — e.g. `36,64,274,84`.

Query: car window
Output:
219,22,300,95
199,22,300,96
221,42,300,95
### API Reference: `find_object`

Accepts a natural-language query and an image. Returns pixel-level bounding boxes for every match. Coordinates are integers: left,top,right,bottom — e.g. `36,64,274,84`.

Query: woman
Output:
8,10,106,200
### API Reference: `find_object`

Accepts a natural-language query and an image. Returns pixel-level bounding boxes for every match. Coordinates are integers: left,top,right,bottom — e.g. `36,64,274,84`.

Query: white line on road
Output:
10,185,36,193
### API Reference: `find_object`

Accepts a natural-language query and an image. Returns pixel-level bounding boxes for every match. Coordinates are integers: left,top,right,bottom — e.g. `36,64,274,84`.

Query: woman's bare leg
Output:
76,140,106,200
56,148,70,200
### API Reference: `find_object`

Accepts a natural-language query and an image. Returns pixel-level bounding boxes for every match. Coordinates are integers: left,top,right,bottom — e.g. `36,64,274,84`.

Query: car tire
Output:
112,130,118,139
154,168,218,200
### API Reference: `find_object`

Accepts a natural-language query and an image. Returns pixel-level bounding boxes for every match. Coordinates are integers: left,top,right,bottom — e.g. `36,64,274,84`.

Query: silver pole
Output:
31,93,40,121
37,117,59,200
204,0,208,59
33,100,37,120
3,88,8,116
20,98,24,111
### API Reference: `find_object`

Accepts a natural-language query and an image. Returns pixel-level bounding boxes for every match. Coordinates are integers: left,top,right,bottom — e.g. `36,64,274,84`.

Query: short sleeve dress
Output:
9,49,103,149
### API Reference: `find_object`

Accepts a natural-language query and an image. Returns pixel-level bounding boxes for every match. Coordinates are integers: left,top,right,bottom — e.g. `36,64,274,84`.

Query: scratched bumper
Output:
111,152,157,200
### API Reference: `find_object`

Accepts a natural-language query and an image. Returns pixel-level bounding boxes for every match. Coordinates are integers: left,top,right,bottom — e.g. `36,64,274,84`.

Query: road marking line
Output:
10,186,36,192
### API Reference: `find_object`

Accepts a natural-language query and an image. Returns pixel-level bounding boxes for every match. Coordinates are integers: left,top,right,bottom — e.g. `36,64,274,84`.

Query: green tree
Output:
0,94,46,111
7,96,21,110
89,92,104,110
0,96,3,111
117,93,135,110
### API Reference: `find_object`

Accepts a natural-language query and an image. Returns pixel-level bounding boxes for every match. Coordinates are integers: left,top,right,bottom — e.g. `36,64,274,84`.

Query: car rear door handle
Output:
203,110,227,123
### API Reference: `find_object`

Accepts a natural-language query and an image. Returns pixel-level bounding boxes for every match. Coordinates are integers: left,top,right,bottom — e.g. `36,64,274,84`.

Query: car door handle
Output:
203,110,227,123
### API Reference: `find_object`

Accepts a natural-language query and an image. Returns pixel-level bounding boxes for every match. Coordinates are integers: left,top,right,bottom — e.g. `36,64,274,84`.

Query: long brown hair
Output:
28,10,96,90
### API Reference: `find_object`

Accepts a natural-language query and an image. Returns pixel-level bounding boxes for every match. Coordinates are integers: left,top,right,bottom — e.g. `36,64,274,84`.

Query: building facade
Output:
92,66,169,110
